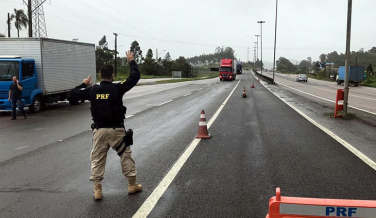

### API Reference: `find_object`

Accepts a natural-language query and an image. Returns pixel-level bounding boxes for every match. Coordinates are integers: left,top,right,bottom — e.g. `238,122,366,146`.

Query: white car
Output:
296,74,308,82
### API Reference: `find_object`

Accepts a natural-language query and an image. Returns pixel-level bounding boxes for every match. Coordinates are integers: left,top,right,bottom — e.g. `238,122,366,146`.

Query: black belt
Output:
91,123,124,130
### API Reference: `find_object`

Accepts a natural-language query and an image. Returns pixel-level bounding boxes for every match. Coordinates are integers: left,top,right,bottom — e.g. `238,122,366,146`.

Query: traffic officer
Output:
70,51,142,200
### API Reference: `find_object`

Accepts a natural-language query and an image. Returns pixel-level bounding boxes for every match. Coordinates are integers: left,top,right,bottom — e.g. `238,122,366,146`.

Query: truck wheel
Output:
29,96,42,113
69,99,81,106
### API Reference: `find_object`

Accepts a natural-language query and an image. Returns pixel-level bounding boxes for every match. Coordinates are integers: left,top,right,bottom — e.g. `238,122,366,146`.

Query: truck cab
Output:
219,59,236,81
0,56,40,112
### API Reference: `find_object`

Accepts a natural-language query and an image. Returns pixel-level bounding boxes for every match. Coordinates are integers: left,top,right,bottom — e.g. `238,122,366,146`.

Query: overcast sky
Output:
1,0,375,68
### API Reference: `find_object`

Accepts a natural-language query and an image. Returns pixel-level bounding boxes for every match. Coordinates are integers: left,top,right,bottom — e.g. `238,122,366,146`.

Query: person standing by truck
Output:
70,51,142,200
8,76,26,120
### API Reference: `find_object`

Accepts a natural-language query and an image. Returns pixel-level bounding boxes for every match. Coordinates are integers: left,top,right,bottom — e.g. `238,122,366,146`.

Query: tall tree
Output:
130,41,143,64
164,52,171,61
12,9,28,37
319,53,327,63
98,35,108,50
277,57,296,72
146,48,153,59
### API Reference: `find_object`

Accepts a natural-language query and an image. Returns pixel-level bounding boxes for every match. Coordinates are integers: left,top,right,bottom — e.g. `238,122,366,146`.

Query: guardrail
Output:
253,70,274,84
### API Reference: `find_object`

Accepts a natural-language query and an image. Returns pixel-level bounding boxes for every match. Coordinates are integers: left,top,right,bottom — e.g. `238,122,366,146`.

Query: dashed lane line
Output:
277,82,376,116
156,100,173,107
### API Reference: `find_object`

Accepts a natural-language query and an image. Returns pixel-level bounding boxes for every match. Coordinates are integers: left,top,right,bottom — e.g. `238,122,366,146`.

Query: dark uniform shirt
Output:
70,60,140,126
9,82,23,100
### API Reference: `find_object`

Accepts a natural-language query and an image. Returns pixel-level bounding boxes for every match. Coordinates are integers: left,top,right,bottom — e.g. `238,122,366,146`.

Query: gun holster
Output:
124,129,133,147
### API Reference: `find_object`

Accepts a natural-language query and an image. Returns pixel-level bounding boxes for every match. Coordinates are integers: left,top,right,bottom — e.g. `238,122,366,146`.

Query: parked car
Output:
296,74,308,82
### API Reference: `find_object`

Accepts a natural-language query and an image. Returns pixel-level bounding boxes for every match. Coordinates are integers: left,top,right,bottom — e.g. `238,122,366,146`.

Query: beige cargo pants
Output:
89,128,137,184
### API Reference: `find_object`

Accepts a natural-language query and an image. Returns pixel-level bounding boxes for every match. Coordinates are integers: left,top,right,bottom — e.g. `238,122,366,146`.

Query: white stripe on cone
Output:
199,122,207,126
200,114,206,119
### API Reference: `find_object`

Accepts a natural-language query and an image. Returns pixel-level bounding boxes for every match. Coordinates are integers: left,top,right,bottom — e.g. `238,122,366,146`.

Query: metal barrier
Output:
266,188,376,218
253,70,274,84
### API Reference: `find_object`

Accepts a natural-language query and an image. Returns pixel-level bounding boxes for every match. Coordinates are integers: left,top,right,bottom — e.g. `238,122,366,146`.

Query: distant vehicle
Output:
336,66,365,87
236,61,242,74
296,74,308,82
219,59,236,81
0,38,96,113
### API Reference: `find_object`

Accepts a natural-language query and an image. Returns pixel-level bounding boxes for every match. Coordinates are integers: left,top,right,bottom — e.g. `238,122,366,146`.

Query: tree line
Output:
95,35,238,78
277,47,376,76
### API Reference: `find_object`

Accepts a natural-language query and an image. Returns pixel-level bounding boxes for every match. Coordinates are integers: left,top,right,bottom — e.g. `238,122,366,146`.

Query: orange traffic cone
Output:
242,87,247,98
251,82,255,88
196,110,210,139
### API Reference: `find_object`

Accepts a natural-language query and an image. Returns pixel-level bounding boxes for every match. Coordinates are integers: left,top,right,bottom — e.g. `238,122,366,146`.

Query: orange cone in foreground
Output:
242,87,247,98
195,110,210,139
251,82,255,88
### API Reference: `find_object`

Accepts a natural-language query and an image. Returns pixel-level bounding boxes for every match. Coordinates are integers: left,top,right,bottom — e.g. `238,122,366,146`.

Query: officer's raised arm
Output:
117,51,141,96
70,74,93,101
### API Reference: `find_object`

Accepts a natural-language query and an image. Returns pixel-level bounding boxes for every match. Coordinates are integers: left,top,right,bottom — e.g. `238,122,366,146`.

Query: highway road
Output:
261,71,376,115
1,71,376,217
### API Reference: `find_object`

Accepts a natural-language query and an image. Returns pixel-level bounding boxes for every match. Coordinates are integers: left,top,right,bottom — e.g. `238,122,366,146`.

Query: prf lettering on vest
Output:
96,94,110,99
326,207,357,217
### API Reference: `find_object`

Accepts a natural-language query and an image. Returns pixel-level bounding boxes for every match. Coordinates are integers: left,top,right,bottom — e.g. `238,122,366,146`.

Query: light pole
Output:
255,35,260,71
254,42,257,70
343,0,352,117
257,21,265,75
272,0,279,84
157,50,166,60
113,33,118,77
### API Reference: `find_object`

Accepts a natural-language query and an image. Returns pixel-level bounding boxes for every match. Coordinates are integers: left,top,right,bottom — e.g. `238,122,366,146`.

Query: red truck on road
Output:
219,59,236,81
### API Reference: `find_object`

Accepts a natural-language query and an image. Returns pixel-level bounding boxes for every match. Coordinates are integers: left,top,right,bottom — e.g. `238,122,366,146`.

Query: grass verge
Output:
97,74,172,82
155,75,218,84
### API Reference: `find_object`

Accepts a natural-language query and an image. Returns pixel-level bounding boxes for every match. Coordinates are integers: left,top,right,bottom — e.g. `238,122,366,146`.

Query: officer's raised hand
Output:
126,51,134,62
83,74,92,86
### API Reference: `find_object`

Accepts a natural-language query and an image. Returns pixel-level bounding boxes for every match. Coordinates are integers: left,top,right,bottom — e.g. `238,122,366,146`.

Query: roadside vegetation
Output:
95,35,232,83
274,48,376,88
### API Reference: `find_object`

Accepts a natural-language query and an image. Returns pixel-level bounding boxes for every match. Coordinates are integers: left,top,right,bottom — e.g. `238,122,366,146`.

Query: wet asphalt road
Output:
1,71,376,217
261,71,376,115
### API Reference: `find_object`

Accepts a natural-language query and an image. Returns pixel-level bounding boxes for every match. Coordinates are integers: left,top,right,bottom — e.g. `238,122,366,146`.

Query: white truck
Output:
0,38,96,113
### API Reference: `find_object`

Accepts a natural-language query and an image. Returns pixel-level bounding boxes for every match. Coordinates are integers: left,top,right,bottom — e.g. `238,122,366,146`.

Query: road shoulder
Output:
256,73,376,167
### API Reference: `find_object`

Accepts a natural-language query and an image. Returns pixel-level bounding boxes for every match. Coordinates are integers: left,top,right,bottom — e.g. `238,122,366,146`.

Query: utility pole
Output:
247,47,249,63
272,0,279,84
255,35,260,71
258,21,265,75
254,42,257,70
28,0,32,37
156,48,158,60
253,47,256,70
7,13,11,37
113,33,118,77
344,0,352,117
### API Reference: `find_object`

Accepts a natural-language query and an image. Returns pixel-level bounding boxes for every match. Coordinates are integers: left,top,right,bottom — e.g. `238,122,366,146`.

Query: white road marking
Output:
156,100,173,107
132,79,241,218
277,82,376,116
294,83,376,101
198,88,203,91
252,73,376,171
15,146,29,150
126,115,134,119
183,93,192,97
